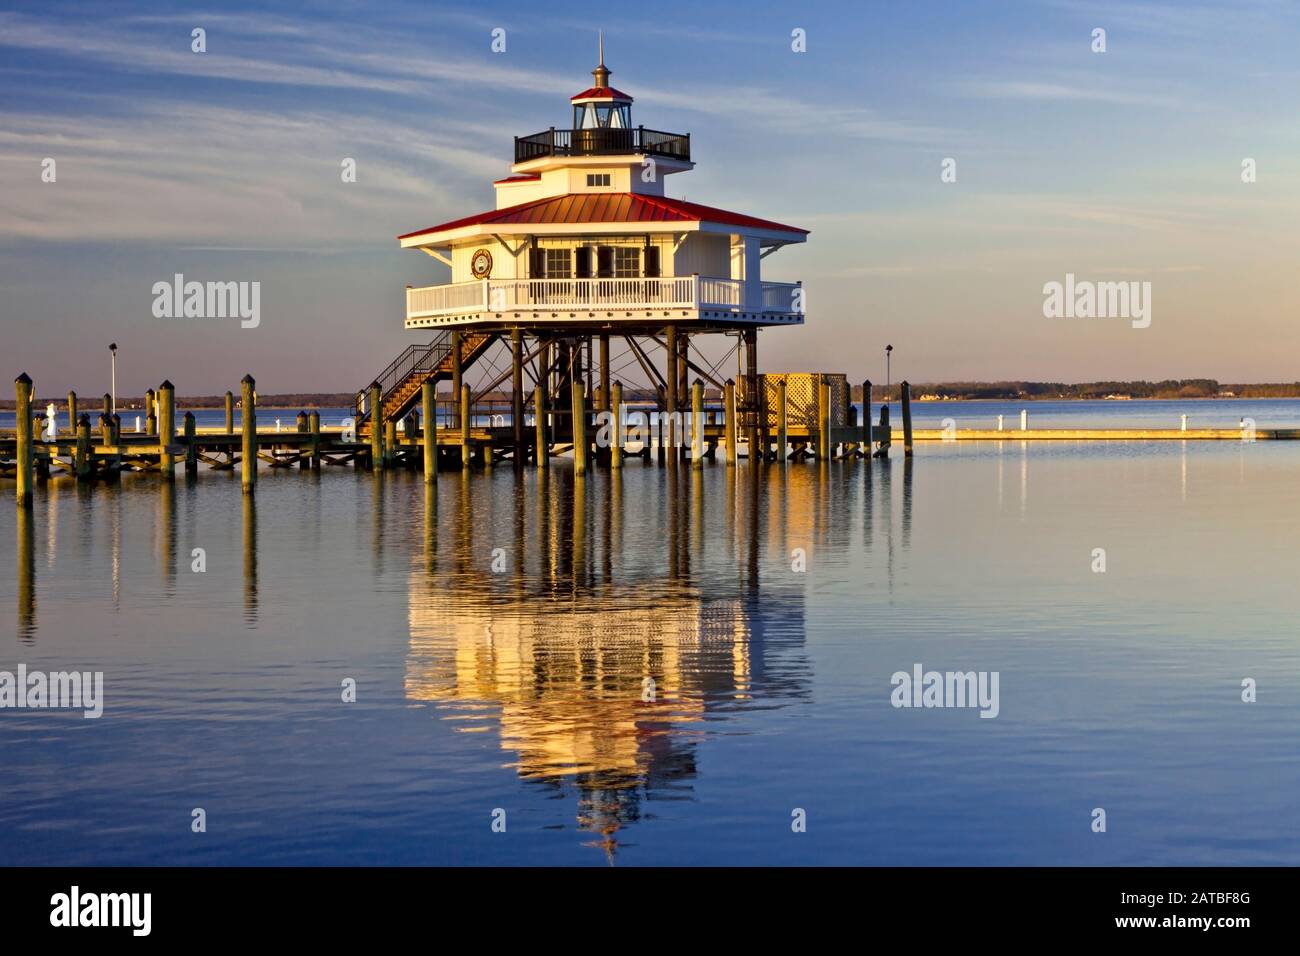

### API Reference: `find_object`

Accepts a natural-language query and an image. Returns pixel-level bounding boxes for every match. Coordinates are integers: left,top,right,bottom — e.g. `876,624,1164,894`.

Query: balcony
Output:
514,126,691,164
405,276,803,328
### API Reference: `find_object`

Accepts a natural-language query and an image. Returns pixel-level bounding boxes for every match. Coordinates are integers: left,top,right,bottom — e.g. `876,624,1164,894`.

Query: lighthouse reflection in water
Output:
405,466,811,860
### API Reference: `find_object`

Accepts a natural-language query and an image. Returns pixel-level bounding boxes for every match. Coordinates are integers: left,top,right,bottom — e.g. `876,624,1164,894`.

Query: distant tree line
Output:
856,380,1300,401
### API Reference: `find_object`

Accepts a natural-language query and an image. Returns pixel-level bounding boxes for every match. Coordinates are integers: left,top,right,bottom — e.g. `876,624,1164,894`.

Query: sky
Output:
1,0,1298,394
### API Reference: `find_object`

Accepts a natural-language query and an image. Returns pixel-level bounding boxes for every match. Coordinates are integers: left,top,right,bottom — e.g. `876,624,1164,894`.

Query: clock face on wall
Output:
470,248,493,278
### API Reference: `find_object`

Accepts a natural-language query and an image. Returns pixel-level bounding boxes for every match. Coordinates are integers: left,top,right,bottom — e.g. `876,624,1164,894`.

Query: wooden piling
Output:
571,376,587,475
99,412,113,446
241,374,257,493
102,392,112,419
184,411,197,475
876,403,891,458
450,330,463,426
818,376,832,460
691,379,704,468
511,328,524,466
309,410,321,471
775,379,786,464
384,418,397,469
145,388,157,435
66,390,77,436
158,380,176,476
723,378,738,466
665,325,678,457
534,384,548,464
295,411,308,469
75,414,92,481
225,391,234,434
460,383,471,469
369,382,384,471
901,380,914,457
14,373,33,507
610,381,623,468
111,413,121,446
421,381,437,483
861,379,873,453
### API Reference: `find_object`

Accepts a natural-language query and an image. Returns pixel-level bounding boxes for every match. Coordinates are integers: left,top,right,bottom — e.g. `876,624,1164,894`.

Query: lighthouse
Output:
362,44,809,459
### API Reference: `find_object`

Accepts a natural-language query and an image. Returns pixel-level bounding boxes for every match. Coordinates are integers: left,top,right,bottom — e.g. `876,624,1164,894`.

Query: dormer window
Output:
586,173,611,187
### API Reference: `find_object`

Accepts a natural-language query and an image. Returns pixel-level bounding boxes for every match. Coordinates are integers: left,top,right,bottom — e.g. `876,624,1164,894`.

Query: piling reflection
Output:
242,492,258,626
17,502,35,642
406,464,810,860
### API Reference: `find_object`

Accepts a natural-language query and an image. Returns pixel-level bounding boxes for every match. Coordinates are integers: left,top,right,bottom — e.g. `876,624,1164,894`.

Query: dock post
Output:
145,388,157,435
724,379,738,466
296,411,308,469
225,391,234,434
460,383,471,469
450,331,463,429
876,404,891,458
369,382,384,471
421,382,437,484
743,329,759,459
75,414,92,482
158,380,176,477
611,380,624,469
241,374,257,493
14,373,33,507
99,412,113,446
383,418,397,469
66,390,77,436
103,392,113,419
511,328,524,467
571,375,587,475
111,413,121,446
776,378,788,463
184,411,197,475
691,379,704,468
309,410,321,471
861,380,872,454
901,381,914,457
534,383,548,465
818,376,831,460
665,325,679,459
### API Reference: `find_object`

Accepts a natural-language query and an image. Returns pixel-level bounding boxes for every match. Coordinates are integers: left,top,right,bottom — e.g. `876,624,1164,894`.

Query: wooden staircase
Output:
356,331,496,437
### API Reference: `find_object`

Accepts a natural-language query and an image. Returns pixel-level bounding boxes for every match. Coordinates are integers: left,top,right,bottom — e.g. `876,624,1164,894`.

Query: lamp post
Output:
109,343,118,412
885,344,893,390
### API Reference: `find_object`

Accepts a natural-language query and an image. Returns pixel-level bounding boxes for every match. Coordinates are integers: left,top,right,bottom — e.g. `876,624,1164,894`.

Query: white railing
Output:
406,276,804,320
761,281,801,312
697,276,743,307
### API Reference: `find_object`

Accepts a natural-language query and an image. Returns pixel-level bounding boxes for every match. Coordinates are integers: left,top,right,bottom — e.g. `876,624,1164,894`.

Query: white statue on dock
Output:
43,403,57,440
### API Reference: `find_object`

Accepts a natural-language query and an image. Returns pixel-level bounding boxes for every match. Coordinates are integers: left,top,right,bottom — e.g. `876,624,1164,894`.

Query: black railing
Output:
355,332,452,426
514,126,690,164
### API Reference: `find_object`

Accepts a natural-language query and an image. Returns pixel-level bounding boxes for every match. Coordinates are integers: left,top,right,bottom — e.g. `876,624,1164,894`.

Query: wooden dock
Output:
5,371,1293,504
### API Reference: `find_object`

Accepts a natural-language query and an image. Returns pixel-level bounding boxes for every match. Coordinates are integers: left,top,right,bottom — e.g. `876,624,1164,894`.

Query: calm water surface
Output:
2,440,1299,865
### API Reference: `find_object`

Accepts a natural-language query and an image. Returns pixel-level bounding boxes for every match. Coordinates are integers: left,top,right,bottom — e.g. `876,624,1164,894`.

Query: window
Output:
586,173,611,187
614,247,640,278
544,248,571,278
575,247,592,278
530,248,572,278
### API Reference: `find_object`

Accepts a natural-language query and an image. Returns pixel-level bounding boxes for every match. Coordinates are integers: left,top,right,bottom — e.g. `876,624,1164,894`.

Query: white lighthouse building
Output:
360,45,809,454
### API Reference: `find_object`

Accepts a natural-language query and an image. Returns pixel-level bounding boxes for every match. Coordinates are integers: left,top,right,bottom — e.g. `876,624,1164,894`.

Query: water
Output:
2,442,1299,865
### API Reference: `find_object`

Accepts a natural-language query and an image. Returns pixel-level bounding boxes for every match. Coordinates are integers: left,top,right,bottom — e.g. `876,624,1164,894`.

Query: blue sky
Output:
1,0,1298,393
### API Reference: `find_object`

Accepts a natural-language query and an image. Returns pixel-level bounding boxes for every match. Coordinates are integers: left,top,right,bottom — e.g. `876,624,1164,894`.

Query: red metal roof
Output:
399,193,809,241
492,174,541,184
570,86,633,102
